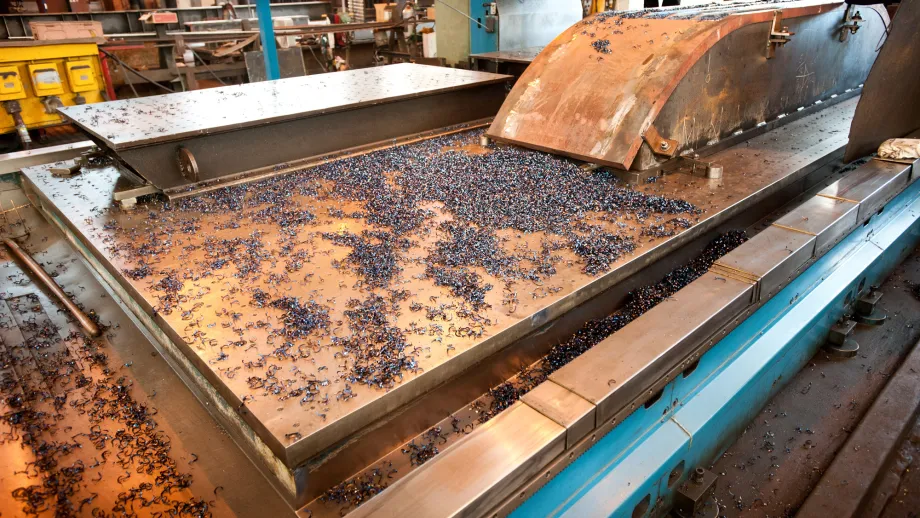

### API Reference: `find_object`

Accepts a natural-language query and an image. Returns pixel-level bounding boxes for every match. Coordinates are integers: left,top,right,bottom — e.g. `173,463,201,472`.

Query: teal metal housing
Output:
515,178,920,517
469,1,498,54
256,0,281,81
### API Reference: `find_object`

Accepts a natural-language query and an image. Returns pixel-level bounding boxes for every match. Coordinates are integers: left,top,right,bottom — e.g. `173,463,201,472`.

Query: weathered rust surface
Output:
488,0,885,170
845,0,920,162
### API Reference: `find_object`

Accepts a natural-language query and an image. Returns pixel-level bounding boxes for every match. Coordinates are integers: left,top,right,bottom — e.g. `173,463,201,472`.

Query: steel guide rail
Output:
351,157,919,517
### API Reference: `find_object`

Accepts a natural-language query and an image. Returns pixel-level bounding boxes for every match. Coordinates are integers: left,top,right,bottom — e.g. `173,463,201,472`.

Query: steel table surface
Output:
21,97,858,478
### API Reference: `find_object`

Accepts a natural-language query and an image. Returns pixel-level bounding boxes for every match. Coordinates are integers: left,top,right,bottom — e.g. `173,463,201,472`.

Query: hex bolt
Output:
691,467,705,484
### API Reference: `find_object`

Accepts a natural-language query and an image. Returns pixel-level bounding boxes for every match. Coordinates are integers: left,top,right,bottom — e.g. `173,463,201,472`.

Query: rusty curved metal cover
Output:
487,0,851,169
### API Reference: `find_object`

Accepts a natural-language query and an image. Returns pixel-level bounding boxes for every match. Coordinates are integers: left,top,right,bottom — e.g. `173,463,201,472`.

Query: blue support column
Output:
256,0,280,81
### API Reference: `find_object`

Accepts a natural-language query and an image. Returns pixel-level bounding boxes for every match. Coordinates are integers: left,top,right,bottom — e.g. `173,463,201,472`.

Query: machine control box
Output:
27,63,65,96
0,66,26,101
65,61,98,92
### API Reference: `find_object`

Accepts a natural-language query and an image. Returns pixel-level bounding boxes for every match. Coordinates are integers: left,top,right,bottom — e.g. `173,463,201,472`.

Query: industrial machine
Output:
0,40,106,149
3,0,920,517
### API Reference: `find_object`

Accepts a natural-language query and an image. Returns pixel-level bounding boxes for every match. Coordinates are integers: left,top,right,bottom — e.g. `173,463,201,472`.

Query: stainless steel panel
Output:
819,159,910,222
0,141,92,175
550,272,754,425
714,226,816,301
773,196,859,255
114,82,508,192
348,402,564,518
495,0,582,51
59,64,511,150
471,47,544,64
520,380,596,449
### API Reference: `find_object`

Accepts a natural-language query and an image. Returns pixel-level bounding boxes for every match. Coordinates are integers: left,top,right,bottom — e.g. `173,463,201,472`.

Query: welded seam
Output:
772,223,818,236
670,416,693,448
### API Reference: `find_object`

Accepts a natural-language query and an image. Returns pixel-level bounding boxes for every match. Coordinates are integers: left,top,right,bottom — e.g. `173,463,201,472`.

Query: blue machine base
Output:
514,179,920,518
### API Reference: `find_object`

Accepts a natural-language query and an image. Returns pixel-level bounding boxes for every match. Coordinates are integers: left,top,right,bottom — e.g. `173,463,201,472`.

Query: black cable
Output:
99,48,175,94
118,58,141,98
189,48,228,86
307,43,329,72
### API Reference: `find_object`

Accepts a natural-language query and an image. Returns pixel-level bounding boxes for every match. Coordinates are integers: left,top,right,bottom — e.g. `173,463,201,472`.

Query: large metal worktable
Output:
20,94,858,508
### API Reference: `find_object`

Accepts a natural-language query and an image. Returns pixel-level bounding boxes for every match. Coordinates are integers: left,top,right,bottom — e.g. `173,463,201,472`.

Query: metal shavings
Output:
322,230,413,288
425,265,493,308
320,462,397,511
270,297,330,339
336,295,420,389
0,294,212,517
591,39,612,53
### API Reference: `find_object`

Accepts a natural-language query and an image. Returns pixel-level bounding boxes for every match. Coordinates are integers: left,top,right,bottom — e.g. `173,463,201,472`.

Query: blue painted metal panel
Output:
256,0,281,81
515,179,920,518
469,1,497,54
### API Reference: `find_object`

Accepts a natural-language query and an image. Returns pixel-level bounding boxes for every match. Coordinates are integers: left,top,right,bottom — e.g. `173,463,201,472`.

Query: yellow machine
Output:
0,42,106,148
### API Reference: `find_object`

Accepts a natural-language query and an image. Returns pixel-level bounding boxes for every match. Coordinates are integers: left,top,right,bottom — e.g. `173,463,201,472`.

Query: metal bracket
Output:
766,11,795,59
840,5,863,42
644,124,679,158
825,318,859,358
854,289,886,325
680,154,723,179
673,467,718,518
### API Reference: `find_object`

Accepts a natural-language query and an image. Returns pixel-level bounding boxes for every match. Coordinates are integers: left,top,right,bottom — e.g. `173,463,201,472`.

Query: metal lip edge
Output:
18,128,848,471
598,277,755,425
62,77,513,151
519,380,597,449
693,88,861,161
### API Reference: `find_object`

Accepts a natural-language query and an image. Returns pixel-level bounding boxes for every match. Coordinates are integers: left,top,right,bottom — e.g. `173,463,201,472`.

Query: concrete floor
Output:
710,245,920,517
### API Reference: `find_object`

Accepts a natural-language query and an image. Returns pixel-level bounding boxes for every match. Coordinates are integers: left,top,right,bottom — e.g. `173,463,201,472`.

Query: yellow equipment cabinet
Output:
0,42,106,148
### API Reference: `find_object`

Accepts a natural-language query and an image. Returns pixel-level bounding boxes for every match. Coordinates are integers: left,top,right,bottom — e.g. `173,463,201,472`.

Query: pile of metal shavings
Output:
0,294,212,517
335,294,421,390
640,217,695,239
99,128,696,423
319,461,399,512
401,426,447,467
270,296,330,339
321,230,414,288
424,264,493,308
